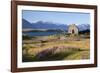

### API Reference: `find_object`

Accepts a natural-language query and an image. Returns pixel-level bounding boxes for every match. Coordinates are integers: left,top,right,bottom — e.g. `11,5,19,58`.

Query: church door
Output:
72,29,74,34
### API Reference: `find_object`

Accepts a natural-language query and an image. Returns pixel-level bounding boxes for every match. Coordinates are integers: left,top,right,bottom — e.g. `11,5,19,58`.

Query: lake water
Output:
23,31,63,37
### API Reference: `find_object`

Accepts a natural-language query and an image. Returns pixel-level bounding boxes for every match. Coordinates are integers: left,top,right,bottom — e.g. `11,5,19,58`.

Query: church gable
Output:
68,24,79,35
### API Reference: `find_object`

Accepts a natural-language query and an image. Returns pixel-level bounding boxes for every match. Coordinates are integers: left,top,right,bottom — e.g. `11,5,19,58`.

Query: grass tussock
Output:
22,46,89,62
22,34,90,62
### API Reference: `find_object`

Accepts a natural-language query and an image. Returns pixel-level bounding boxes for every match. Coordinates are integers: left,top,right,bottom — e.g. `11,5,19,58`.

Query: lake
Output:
23,31,64,37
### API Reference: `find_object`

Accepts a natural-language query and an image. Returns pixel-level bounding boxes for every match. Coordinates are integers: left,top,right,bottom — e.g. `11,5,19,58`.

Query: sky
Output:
22,10,90,25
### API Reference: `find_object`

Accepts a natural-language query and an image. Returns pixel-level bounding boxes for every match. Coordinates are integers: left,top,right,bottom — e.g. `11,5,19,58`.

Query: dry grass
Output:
22,36,90,62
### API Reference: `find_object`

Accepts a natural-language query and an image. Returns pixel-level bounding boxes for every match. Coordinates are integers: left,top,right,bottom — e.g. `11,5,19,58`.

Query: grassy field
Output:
22,34,90,62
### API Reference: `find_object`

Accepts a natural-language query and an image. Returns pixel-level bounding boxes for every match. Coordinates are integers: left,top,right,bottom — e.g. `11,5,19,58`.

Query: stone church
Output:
68,24,79,35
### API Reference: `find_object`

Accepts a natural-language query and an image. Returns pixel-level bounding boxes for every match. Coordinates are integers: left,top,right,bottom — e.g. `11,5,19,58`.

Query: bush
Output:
23,35,31,40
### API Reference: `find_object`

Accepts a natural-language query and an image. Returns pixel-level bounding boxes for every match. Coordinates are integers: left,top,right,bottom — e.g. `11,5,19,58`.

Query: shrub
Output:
23,35,31,40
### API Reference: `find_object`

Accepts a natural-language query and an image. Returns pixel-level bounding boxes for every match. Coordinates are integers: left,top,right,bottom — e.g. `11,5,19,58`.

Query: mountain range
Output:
22,19,90,31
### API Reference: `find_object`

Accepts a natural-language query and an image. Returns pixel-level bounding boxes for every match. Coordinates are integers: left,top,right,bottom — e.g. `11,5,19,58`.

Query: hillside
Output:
22,19,90,31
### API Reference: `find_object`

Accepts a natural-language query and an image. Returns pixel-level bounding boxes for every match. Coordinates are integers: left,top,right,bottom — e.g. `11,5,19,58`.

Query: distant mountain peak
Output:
22,18,90,31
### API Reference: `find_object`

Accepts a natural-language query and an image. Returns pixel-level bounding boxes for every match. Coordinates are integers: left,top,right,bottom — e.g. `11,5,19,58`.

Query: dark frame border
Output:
11,1,97,72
